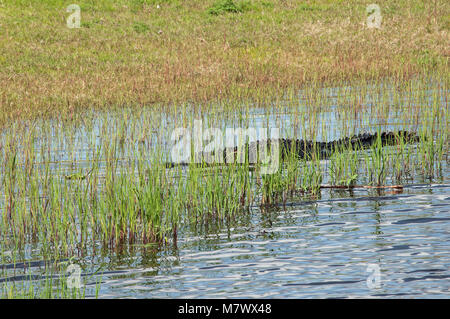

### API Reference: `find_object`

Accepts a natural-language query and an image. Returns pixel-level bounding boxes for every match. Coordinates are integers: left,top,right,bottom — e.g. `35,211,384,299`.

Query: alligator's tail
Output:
299,130,420,160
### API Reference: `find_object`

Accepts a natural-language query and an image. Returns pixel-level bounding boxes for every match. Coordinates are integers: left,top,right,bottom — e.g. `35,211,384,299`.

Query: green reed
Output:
0,75,447,299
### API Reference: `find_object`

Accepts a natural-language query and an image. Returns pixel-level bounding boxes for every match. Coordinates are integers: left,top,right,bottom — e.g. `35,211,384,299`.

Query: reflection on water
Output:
0,79,448,298
90,183,449,298
4,178,448,298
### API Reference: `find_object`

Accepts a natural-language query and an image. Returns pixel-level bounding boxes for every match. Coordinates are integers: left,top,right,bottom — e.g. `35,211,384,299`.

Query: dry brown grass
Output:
0,0,448,124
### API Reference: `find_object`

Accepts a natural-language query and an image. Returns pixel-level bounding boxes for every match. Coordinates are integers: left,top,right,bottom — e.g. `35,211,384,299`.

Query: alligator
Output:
165,130,420,168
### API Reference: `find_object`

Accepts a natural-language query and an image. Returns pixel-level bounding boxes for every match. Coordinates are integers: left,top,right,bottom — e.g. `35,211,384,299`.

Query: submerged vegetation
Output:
0,0,448,298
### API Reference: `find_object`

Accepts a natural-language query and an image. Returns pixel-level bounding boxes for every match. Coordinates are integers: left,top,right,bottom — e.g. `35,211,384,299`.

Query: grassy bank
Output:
0,0,448,124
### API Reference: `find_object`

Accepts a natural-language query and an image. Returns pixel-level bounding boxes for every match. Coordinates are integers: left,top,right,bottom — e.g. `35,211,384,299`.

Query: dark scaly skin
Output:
166,130,420,168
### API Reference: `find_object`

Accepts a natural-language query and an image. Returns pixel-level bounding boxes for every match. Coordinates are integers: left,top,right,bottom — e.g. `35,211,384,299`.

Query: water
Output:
86,183,449,298
3,182,448,298
0,80,448,298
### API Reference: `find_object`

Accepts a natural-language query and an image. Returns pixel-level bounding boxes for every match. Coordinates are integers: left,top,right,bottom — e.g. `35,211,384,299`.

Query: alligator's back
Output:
166,130,419,168
223,130,419,161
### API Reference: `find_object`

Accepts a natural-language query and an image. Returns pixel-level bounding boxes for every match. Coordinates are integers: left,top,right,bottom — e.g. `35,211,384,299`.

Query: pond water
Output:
89,182,450,298
0,80,448,298
4,181,448,298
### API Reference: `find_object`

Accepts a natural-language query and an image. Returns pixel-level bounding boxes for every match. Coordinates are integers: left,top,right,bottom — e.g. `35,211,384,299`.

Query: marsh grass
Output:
0,250,102,299
0,0,447,298
0,266,101,299
0,50,448,297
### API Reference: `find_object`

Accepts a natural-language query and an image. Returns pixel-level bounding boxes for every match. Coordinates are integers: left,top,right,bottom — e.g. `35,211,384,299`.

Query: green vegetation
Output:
0,0,448,298
0,0,448,124
1,75,448,297
1,76,447,249
208,0,252,15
